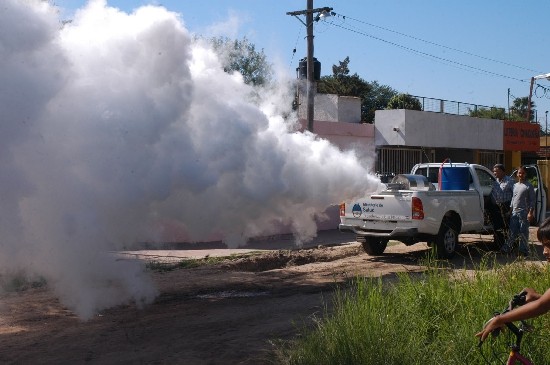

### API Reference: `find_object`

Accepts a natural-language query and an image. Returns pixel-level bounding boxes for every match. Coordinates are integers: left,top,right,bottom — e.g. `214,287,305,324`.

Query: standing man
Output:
490,164,514,246
501,166,535,255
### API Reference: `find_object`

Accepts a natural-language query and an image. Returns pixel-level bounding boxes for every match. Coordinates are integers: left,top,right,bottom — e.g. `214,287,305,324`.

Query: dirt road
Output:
0,230,543,364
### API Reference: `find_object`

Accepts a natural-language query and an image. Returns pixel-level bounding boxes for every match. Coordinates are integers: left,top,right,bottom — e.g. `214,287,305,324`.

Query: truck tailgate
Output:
340,193,414,229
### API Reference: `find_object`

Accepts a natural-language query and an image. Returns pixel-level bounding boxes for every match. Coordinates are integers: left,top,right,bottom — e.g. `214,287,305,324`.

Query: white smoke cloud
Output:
0,0,380,319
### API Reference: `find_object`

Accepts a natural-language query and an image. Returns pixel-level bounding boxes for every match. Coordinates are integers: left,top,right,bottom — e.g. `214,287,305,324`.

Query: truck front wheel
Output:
435,220,458,259
361,237,388,255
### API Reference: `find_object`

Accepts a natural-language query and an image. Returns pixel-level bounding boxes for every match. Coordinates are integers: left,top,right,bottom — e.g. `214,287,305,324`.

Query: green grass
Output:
145,251,265,272
0,273,47,292
146,259,202,271
274,256,550,364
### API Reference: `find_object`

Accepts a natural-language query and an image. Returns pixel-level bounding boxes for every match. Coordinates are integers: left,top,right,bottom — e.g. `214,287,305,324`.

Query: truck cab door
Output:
473,167,495,197
473,166,496,226
510,165,547,225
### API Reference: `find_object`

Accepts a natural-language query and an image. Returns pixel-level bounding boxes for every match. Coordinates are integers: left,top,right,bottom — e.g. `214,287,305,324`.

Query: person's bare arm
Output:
523,287,541,302
476,289,550,342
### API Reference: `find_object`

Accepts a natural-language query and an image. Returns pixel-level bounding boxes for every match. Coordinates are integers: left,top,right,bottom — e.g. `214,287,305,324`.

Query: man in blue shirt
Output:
490,164,514,247
501,166,535,255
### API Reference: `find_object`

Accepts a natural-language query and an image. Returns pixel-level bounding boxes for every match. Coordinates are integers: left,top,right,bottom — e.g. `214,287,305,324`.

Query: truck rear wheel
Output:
435,219,458,259
360,237,388,255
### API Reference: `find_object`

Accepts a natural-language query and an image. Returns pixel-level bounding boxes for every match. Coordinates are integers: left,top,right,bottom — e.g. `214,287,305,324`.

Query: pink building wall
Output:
298,118,375,150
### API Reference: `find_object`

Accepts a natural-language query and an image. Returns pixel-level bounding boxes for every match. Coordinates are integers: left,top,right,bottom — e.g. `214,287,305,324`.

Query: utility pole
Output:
527,77,535,123
305,0,314,132
287,3,333,132
507,88,510,119
546,110,548,159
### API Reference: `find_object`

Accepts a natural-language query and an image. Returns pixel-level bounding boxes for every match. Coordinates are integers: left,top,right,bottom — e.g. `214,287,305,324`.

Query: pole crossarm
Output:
286,7,332,16
286,7,332,26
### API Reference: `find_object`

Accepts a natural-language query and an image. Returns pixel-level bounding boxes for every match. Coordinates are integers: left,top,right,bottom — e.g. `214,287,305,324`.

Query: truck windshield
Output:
414,168,439,184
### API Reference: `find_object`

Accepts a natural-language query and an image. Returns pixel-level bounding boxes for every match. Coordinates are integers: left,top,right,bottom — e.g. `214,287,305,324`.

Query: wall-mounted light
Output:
534,73,550,81
314,9,332,22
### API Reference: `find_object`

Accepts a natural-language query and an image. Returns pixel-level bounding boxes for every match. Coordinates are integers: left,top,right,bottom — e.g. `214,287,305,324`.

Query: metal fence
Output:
411,95,505,116
376,148,504,177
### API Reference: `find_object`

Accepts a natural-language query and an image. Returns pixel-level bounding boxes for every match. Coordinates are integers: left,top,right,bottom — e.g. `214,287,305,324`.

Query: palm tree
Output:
509,96,535,122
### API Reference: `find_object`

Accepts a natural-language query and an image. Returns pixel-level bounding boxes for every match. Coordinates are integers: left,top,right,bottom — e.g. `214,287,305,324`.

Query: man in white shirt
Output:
501,166,535,256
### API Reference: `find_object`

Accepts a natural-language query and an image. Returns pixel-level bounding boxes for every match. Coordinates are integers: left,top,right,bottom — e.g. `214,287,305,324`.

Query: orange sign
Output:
503,120,540,152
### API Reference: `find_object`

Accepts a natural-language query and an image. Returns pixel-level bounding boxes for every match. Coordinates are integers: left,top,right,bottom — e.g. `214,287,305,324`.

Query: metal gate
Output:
477,151,504,170
376,147,433,175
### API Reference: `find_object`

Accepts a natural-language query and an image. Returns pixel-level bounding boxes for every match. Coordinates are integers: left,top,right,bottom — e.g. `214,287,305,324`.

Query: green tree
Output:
509,96,536,122
317,57,397,123
209,36,273,87
386,93,422,111
363,81,398,123
468,106,507,119
332,56,350,78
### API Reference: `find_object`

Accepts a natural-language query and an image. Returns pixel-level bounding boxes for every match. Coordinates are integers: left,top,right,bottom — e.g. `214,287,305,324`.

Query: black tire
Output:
361,237,388,255
434,219,458,259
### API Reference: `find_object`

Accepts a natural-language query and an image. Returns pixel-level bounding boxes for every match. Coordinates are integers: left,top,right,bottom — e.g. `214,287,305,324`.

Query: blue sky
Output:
57,0,550,126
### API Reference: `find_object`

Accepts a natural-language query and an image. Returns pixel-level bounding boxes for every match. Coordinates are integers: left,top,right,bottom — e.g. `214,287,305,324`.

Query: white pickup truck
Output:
339,162,546,258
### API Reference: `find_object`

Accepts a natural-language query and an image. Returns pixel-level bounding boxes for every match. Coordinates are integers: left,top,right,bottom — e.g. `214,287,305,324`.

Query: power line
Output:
318,12,543,84
333,12,544,75
289,26,303,69
534,83,550,99
324,20,526,83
